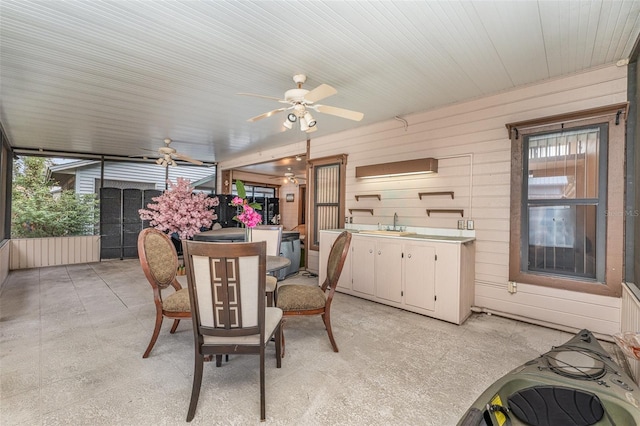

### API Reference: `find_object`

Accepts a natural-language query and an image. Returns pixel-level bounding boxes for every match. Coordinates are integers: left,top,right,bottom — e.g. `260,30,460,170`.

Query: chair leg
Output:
275,323,282,367
280,319,286,358
186,354,204,422
143,310,164,358
169,319,180,333
322,312,339,352
260,349,266,421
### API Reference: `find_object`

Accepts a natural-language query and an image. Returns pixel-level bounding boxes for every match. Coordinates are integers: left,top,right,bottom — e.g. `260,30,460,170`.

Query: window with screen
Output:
508,105,626,297
523,125,607,281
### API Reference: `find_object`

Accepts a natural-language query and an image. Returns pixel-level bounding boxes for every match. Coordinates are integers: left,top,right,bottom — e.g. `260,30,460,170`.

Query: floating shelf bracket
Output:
349,208,374,215
426,209,464,217
419,191,454,200
355,194,381,201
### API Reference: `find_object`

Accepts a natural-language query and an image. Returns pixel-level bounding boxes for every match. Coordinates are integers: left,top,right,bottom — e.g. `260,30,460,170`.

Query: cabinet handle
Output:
378,250,382,255
407,254,412,258
369,249,373,253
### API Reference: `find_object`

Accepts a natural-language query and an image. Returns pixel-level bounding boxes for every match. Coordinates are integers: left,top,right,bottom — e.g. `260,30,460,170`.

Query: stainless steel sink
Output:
358,230,416,236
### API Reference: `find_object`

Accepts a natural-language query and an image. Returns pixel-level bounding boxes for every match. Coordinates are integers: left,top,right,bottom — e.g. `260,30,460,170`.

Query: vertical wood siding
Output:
0,241,9,286
9,236,100,269
622,283,640,385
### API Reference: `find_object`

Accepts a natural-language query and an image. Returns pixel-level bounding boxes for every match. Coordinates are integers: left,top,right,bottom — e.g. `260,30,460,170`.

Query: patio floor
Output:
0,259,618,425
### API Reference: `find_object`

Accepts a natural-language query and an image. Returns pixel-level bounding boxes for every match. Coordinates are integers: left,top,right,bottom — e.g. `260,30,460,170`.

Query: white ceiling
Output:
1,1,639,172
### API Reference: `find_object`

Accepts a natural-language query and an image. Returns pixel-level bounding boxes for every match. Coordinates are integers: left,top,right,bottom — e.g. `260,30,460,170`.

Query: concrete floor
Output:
0,259,616,425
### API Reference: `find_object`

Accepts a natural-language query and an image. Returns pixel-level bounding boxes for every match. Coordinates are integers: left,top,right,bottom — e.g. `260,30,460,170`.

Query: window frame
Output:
508,104,627,297
520,123,608,282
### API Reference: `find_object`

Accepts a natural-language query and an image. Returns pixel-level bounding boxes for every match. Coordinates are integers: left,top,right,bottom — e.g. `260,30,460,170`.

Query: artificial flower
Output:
230,180,262,228
139,178,219,239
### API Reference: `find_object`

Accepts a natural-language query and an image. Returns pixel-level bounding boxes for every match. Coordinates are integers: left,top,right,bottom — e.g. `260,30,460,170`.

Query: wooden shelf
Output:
349,208,374,215
426,209,464,217
355,194,381,201
419,191,454,200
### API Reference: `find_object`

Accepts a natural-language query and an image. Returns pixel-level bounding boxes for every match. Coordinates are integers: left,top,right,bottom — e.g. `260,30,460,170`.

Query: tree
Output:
11,156,99,238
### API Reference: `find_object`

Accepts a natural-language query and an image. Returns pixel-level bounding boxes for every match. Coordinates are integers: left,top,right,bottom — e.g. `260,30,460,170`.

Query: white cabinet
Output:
319,231,352,291
319,230,475,325
351,235,375,295
374,240,403,303
404,242,436,312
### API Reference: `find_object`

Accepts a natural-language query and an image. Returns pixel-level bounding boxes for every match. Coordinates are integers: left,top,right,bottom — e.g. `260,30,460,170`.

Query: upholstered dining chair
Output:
137,228,191,358
276,230,351,353
183,240,283,422
250,225,283,306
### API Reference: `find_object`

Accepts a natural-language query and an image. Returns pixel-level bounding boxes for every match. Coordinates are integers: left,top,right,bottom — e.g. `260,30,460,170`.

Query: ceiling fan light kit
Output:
240,74,364,133
147,138,203,167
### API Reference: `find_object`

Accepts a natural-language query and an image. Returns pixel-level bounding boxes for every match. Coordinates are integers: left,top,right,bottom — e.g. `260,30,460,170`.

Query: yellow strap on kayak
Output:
489,394,507,426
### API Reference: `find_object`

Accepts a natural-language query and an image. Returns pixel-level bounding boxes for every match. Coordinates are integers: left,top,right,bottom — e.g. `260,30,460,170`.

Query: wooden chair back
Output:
182,240,282,422
184,240,267,341
138,227,179,291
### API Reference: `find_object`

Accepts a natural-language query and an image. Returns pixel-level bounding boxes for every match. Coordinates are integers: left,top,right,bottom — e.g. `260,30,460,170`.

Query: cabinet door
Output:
404,242,436,312
319,232,338,285
336,240,352,291
320,231,352,290
351,236,375,295
375,240,403,303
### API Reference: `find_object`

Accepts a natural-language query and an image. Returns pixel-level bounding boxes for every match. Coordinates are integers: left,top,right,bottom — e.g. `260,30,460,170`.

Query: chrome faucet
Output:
393,212,398,230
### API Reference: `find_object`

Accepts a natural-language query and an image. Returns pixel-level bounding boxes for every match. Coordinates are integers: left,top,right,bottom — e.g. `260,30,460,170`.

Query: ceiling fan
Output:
238,74,364,133
145,138,203,167
271,167,303,184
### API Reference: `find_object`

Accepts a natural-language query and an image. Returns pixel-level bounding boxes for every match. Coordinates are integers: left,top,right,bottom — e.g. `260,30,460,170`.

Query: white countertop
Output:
322,227,475,244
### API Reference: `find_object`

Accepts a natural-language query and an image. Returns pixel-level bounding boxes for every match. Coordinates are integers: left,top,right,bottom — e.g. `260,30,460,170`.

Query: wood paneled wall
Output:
220,64,629,335
309,64,628,335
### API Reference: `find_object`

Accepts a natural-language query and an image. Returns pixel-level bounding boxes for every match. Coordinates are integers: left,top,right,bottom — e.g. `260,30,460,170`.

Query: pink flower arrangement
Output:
230,180,262,228
139,178,219,239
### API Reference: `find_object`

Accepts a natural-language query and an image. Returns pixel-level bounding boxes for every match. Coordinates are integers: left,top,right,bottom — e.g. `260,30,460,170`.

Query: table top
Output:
194,228,300,242
267,255,290,272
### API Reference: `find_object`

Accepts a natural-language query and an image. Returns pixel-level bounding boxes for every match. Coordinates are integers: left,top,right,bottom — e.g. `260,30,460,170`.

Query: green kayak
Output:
458,329,640,426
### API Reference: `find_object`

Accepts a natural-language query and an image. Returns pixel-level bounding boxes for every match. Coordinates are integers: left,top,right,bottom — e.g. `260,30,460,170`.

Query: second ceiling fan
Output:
239,74,364,133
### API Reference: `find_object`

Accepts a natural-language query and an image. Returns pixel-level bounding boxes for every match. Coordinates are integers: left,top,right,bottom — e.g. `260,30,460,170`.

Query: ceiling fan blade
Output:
314,104,364,121
304,84,337,103
173,152,203,166
237,92,287,103
248,107,287,122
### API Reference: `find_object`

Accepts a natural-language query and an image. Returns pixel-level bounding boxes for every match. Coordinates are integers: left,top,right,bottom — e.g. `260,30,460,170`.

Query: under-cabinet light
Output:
355,158,438,178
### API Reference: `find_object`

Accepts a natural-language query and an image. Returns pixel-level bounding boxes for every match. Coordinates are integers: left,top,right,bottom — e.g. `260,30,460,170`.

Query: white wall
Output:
279,180,301,230
221,64,629,335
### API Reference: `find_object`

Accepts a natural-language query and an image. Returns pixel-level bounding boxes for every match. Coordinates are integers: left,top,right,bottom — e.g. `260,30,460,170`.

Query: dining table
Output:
267,255,291,274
